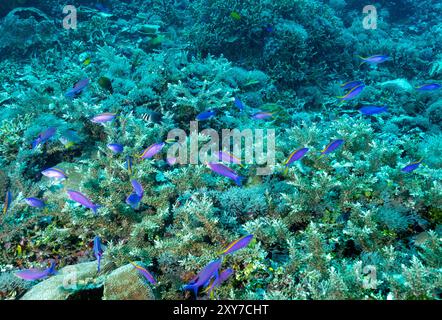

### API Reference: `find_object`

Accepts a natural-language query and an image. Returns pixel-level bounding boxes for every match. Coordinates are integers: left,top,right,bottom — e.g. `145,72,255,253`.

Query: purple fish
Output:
357,54,390,65
41,167,68,179
126,193,142,209
130,261,157,285
3,190,12,215
65,78,90,98
31,127,57,149
321,139,344,155
217,151,243,167
24,197,45,208
183,258,222,298
340,81,364,91
401,160,422,173
107,143,124,154
196,109,217,121
220,234,253,255
131,179,144,197
204,268,234,297
207,162,244,186
359,105,388,115
167,157,177,166
93,236,103,272
252,111,273,120
416,83,441,91
91,112,117,123
15,260,57,281
337,84,365,101
140,142,165,159
285,148,309,167
234,97,245,111
67,190,101,214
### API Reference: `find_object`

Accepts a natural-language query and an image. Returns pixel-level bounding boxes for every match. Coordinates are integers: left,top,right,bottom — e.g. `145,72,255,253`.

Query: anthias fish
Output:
401,160,423,173
93,236,103,272
220,234,253,255
91,112,117,123
196,109,217,121
359,105,388,115
15,260,57,281
65,78,90,98
67,190,101,214
217,150,243,167
252,111,273,120
415,83,441,91
357,54,390,65
126,179,144,209
234,97,245,111
24,197,45,208
285,148,309,167
321,139,345,155
140,142,165,159
130,261,157,285
340,80,364,90
207,162,244,186
41,167,68,179
183,258,222,298
337,84,365,100
107,143,124,154
3,190,12,215
32,127,57,149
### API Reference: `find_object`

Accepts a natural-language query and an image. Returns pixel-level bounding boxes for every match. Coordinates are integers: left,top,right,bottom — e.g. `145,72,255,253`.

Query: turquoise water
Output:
0,1,441,300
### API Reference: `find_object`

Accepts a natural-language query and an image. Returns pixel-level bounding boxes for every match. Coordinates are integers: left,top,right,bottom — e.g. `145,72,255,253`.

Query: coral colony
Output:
0,0,441,301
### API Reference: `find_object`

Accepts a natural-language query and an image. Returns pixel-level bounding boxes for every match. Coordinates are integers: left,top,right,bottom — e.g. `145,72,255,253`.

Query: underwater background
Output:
0,0,441,300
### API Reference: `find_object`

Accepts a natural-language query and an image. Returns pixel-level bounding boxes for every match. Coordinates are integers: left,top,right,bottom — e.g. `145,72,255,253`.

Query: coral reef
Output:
0,0,441,301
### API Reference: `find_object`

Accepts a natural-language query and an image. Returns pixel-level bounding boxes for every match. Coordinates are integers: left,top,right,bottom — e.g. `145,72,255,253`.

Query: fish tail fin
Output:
92,205,102,215
282,166,289,176
234,176,245,187
48,260,57,275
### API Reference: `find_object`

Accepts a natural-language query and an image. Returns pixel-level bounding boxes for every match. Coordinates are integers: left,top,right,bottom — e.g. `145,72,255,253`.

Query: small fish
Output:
234,97,245,111
207,162,244,186
126,193,142,209
67,190,101,214
401,160,423,173
98,76,113,93
125,156,133,175
167,157,177,166
93,236,103,272
3,190,12,215
59,130,81,149
220,234,253,255
183,258,222,298
285,147,309,167
337,84,365,101
83,57,91,66
203,268,234,297
91,112,117,123
142,111,163,124
32,127,57,149
15,260,57,281
41,167,68,179
359,105,388,115
140,142,165,159
129,261,157,285
321,139,345,155
263,24,274,33
65,78,90,98
230,11,241,20
24,197,45,208
252,111,273,120
415,83,441,91
131,179,144,198
357,54,390,65
107,143,124,154
217,151,243,167
196,109,217,121
340,80,364,91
